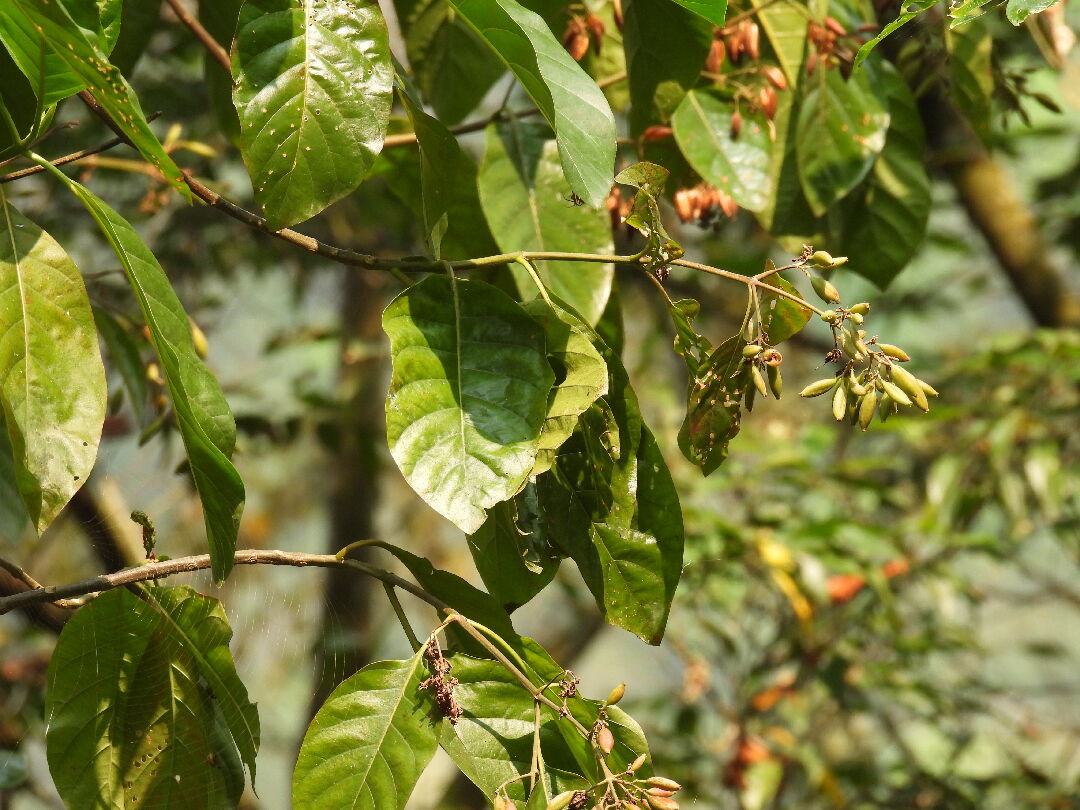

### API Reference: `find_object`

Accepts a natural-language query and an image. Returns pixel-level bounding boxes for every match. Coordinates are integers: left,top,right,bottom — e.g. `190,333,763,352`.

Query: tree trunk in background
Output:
914,59,1080,329
308,270,388,712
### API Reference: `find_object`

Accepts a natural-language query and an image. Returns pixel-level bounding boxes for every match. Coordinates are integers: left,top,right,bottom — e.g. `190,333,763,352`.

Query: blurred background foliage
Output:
1,0,1079,808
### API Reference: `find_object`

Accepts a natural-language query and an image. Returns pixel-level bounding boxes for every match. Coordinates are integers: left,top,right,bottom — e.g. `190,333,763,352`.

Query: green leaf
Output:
437,655,589,802
854,0,939,66
614,162,684,275
0,189,106,532
383,274,554,534
672,90,773,212
92,306,149,425
293,652,438,810
232,0,394,229
7,0,191,199
397,86,481,259
396,0,505,125
468,499,561,611
140,586,260,786
0,415,30,540
45,588,246,807
678,333,749,475
832,67,930,288
44,170,244,581
521,298,608,474
796,67,889,216
757,269,812,343
447,0,617,207
751,0,809,88
65,0,123,53
0,6,84,106
533,307,684,643
478,121,615,325
946,21,993,140
1005,0,1057,24
669,0,727,24
0,44,41,161
948,0,996,26
622,0,713,136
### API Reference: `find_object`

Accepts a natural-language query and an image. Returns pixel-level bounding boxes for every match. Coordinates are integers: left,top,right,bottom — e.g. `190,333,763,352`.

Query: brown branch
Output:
0,549,448,615
165,0,231,73
0,112,162,184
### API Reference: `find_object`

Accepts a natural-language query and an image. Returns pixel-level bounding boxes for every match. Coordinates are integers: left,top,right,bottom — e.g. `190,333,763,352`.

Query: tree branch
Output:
164,0,231,73
0,549,448,615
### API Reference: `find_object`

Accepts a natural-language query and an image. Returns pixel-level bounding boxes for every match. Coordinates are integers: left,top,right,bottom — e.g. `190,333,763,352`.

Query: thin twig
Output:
165,0,231,73
0,549,448,615
384,581,422,652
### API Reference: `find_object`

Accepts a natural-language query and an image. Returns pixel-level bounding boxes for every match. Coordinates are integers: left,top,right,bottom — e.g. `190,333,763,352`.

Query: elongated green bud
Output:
877,343,910,362
881,380,911,406
630,753,648,772
767,364,782,398
848,311,864,325
546,791,576,810
849,302,870,315
808,250,834,268
645,777,682,792
744,376,757,412
840,330,863,361
832,384,848,421
742,344,763,357
751,364,769,397
889,365,929,411
646,796,679,810
858,390,877,430
800,378,837,397
810,275,841,304
846,371,868,397
919,379,939,397
605,683,626,706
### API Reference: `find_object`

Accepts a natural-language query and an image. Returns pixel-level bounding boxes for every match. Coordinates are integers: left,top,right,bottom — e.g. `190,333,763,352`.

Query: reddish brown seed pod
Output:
705,38,726,73
758,85,777,119
641,125,674,142
744,20,760,60
568,32,590,61
597,726,615,754
674,189,694,223
824,16,847,36
762,65,787,90
561,17,584,47
647,787,677,797
586,13,606,43
714,189,738,218
726,28,744,62
806,50,818,74
730,109,742,138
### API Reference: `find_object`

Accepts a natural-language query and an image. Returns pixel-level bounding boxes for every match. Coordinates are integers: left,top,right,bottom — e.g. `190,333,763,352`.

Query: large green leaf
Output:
0,5,84,106
522,298,608,474
796,67,889,216
7,0,190,199
751,0,809,88
45,588,250,808
478,121,614,325
0,415,30,540
65,0,123,53
447,0,617,207
622,0,713,136
43,169,244,581
832,67,930,288
669,0,727,24
532,307,684,643
396,0,505,125
293,652,438,810
672,90,773,212
383,274,553,534
141,586,260,786
0,189,106,532
232,0,393,228
468,499,561,612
